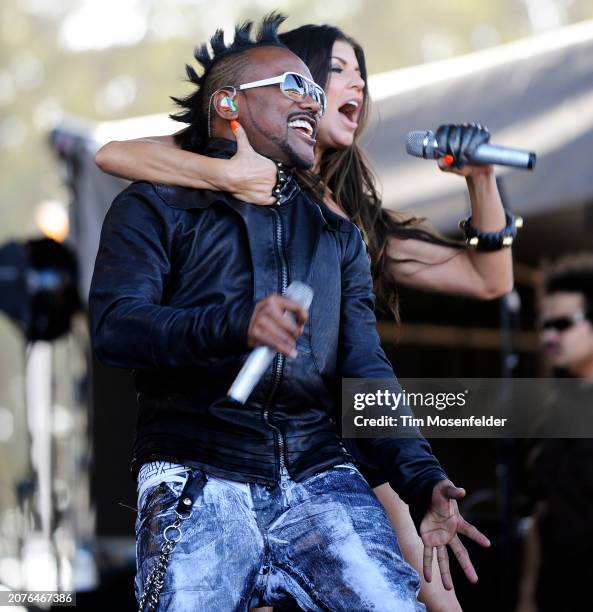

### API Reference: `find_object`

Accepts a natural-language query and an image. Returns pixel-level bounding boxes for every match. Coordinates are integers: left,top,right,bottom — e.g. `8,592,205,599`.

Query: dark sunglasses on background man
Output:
539,311,586,332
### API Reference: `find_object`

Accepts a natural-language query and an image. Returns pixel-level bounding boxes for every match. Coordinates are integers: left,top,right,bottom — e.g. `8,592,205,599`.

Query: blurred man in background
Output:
516,252,593,612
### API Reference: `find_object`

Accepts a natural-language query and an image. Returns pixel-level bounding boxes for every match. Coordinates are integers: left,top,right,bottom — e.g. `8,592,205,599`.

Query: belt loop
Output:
175,469,207,517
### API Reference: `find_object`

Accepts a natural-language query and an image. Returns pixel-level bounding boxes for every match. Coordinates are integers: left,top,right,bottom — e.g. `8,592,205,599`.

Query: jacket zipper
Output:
262,207,289,487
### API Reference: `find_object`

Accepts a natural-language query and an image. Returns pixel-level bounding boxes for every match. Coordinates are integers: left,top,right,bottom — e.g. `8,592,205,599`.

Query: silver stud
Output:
182,497,192,506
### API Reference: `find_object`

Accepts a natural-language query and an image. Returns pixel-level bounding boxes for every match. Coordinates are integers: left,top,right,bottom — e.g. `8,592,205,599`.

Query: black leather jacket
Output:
89,138,446,523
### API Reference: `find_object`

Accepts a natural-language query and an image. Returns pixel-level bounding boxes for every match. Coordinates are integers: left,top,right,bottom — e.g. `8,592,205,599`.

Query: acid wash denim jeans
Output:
134,462,425,611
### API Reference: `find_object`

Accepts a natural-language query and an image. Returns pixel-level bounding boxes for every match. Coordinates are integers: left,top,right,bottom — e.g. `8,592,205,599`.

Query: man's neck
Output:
201,137,237,159
313,146,325,174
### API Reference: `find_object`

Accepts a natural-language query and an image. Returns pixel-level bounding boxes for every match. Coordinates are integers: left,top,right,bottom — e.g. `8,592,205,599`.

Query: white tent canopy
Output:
365,19,593,230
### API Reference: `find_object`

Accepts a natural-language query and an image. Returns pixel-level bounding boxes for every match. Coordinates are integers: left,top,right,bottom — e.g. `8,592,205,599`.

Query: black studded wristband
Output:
459,210,523,251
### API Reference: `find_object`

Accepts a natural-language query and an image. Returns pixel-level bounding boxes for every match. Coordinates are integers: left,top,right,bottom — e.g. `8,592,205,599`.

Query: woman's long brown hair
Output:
280,25,461,320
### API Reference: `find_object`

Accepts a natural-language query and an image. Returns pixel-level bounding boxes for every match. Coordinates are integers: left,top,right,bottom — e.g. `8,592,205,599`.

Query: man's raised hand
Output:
247,294,307,359
420,480,491,591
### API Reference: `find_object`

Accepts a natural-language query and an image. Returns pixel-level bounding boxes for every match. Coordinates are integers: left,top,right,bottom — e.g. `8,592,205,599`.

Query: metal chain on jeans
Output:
137,512,189,612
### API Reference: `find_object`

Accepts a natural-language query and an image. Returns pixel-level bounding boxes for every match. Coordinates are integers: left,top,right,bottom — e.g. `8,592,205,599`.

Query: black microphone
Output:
406,129,536,170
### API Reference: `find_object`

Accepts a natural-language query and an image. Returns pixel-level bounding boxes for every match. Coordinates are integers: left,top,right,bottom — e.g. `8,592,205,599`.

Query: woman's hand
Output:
438,159,494,179
217,122,278,205
435,123,495,179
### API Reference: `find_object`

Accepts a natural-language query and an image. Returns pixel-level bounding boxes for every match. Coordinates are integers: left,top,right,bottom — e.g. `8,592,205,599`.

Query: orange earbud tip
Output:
230,120,240,132
443,154,455,166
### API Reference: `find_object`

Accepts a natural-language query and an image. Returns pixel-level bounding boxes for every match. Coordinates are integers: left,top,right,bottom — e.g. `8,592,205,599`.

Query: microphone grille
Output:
405,130,438,159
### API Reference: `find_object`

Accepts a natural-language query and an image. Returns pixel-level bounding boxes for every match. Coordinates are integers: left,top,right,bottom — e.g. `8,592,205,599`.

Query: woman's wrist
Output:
465,165,495,190
208,157,236,192
465,166,507,232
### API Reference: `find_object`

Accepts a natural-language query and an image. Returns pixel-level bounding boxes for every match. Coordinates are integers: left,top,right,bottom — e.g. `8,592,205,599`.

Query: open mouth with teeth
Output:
338,100,360,123
287,118,315,138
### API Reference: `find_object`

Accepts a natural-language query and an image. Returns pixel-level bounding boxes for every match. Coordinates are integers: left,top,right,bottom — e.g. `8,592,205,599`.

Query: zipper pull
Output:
279,465,290,489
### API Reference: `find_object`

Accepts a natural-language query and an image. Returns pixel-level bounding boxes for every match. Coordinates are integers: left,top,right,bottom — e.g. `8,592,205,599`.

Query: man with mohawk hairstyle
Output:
90,13,485,611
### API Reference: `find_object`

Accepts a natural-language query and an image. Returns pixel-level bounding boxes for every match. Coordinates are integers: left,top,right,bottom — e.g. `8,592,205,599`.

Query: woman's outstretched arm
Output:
94,124,277,204
374,484,463,611
389,165,514,299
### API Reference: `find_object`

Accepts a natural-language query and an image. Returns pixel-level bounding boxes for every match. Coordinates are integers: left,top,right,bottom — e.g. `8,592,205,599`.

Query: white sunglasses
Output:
237,71,326,116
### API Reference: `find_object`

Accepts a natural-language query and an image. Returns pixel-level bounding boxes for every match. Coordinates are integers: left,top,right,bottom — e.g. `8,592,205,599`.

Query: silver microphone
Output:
406,129,536,169
228,281,313,404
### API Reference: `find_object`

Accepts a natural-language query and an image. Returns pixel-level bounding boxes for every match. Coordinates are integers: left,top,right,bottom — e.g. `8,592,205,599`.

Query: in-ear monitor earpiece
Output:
220,96,238,112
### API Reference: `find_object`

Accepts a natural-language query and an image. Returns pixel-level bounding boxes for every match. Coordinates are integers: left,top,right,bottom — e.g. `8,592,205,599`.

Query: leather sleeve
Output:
338,224,448,529
89,183,254,369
